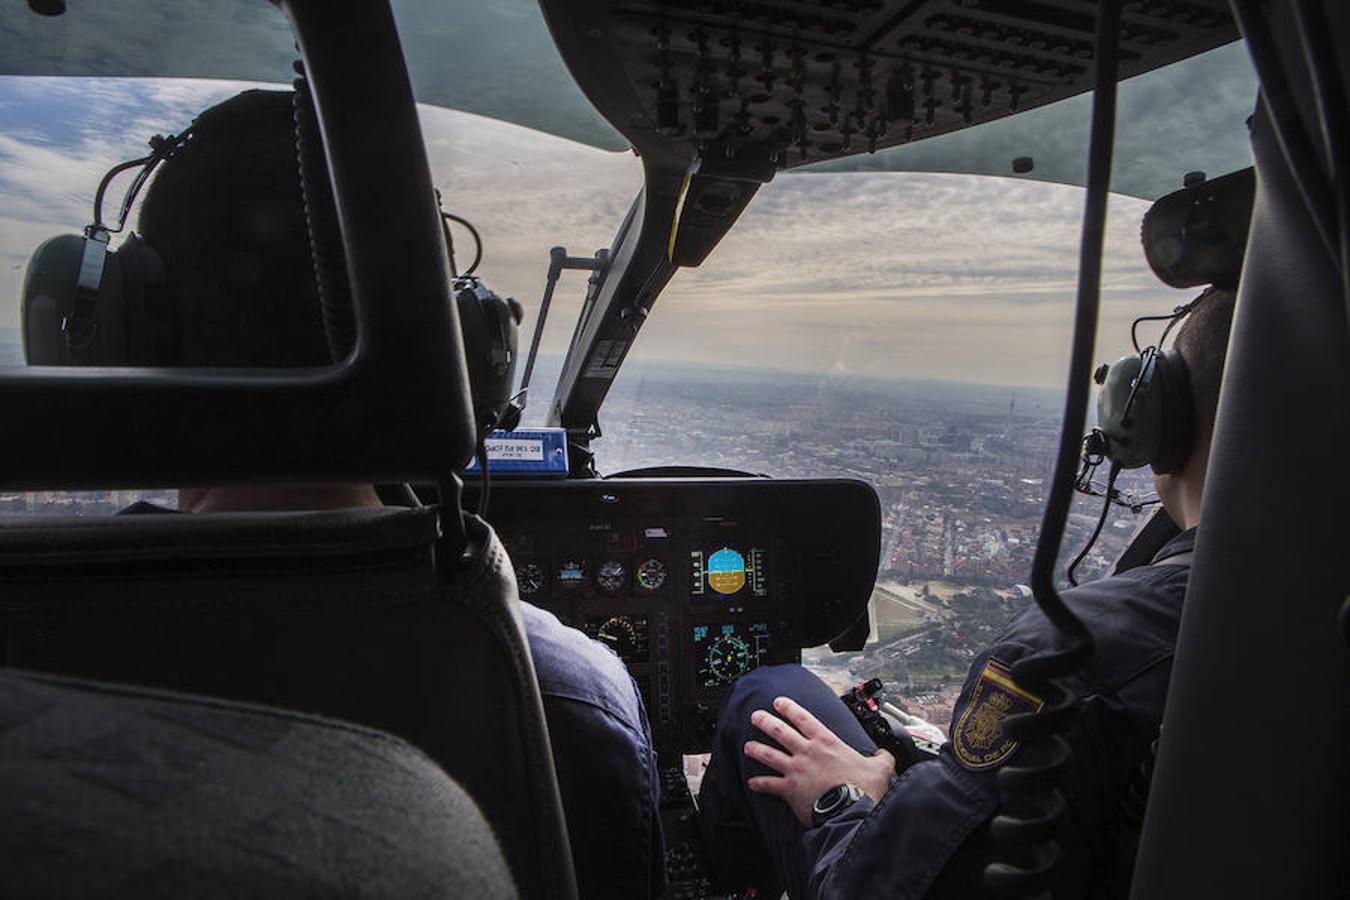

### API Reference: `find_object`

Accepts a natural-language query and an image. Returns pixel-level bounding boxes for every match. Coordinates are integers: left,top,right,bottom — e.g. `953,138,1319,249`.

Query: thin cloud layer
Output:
1,76,1196,392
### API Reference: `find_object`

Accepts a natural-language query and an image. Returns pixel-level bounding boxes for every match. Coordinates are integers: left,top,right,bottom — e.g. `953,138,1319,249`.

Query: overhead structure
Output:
542,0,1238,173
539,0,1242,445
4,0,1250,198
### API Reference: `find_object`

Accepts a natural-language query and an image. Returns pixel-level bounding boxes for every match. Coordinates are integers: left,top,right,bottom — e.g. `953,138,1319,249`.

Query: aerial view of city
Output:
1,333,1158,734
599,361,1160,730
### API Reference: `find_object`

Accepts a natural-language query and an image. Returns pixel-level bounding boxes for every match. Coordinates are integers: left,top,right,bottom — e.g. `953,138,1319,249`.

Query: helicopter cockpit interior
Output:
1,1,1346,898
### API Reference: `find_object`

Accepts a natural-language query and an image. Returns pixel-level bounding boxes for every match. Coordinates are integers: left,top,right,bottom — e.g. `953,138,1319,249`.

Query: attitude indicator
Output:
691,545,768,600
707,548,745,594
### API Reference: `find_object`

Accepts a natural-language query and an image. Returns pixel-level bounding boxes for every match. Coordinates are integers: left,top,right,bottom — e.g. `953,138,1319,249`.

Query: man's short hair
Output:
137,89,330,368
1174,286,1237,434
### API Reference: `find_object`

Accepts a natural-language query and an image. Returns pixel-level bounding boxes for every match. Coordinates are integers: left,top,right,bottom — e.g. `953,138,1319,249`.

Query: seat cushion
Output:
0,668,518,899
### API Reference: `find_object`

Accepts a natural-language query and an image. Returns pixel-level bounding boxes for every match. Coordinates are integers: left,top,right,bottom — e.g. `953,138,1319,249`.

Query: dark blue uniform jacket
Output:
522,604,665,900
804,528,1195,898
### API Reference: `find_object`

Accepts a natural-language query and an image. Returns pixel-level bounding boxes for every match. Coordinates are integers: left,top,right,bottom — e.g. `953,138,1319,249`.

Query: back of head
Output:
1173,286,1238,438
137,89,330,368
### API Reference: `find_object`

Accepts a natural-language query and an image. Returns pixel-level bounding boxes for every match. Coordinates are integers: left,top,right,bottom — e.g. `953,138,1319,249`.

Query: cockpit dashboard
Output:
480,477,880,755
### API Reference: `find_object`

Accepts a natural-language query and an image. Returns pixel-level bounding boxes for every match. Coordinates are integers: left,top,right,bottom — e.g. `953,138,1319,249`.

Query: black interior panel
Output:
480,477,880,754
541,0,1238,171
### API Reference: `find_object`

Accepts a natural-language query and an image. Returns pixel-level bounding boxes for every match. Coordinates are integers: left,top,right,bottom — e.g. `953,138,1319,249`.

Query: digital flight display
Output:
693,621,771,688
556,557,588,589
690,544,768,600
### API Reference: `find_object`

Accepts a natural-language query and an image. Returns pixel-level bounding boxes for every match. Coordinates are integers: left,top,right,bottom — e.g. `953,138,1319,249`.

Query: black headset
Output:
1089,167,1255,477
21,131,192,367
453,274,523,433
1092,321,1196,475
20,88,521,434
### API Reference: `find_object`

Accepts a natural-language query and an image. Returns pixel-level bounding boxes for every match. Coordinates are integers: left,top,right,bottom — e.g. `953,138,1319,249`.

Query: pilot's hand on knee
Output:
743,695,895,826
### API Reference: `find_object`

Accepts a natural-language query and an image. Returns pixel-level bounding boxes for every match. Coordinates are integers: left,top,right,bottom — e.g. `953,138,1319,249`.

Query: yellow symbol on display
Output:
707,548,747,595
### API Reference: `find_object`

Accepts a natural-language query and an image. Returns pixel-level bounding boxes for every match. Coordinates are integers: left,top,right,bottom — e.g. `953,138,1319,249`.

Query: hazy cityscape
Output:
0,338,1158,731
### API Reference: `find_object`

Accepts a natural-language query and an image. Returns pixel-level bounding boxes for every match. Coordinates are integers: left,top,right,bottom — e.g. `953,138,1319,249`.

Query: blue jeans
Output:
696,665,877,899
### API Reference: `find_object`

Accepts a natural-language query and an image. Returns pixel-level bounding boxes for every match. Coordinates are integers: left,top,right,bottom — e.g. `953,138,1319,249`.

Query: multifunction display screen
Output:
690,544,768,601
693,621,771,687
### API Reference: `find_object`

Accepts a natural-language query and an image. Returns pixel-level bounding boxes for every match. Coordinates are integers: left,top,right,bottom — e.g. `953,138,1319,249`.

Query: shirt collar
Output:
1150,526,1197,564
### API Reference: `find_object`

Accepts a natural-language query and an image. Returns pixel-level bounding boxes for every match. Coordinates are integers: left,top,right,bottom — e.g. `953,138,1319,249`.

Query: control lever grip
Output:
840,678,940,773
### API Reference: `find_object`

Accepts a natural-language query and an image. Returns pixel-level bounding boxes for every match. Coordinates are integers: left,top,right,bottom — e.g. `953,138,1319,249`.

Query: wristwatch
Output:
810,783,866,828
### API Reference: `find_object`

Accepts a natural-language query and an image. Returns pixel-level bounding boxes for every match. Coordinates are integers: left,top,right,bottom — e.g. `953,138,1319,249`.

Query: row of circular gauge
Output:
515,557,669,596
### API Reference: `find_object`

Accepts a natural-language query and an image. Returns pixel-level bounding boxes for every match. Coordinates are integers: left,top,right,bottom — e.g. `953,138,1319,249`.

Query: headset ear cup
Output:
1099,352,1160,469
21,234,86,365
1151,348,1194,475
116,235,176,365
454,277,522,430
20,233,133,365
454,279,491,429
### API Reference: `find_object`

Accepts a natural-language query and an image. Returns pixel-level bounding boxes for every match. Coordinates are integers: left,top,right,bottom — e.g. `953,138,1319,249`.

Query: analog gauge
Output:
705,634,752,685
596,616,639,659
515,562,545,596
557,558,587,589
636,558,667,592
597,559,627,593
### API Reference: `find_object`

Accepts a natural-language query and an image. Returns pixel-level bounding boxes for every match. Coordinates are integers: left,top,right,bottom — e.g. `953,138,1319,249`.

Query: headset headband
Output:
66,129,193,353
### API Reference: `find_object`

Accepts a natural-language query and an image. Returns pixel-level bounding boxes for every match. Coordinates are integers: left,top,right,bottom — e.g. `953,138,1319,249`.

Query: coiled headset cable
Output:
983,0,1121,895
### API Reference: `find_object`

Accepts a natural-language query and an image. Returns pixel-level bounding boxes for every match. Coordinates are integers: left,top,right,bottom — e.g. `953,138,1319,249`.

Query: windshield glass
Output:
0,75,640,508
601,170,1198,729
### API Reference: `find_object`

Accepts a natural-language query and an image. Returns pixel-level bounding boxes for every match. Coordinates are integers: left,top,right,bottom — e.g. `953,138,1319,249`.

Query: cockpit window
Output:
0,75,639,508
415,102,641,427
600,170,1192,728
0,75,639,363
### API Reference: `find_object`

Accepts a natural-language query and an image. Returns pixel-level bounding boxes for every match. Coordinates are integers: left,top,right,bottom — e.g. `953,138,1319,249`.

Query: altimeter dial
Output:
597,559,627,593
516,562,544,595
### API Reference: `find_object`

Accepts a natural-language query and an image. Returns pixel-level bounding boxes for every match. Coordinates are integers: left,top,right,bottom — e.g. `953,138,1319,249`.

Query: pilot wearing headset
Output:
22,89,664,900
696,284,1238,893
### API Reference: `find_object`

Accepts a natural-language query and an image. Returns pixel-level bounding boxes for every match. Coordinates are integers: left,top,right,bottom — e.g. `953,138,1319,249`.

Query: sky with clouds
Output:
1,74,1212,398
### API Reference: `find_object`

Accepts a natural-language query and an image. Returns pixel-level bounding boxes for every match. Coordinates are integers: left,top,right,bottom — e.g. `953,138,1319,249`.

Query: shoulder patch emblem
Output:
952,658,1044,770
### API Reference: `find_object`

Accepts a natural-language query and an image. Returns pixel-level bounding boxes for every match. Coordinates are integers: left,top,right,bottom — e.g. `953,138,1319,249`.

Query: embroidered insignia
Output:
953,658,1044,770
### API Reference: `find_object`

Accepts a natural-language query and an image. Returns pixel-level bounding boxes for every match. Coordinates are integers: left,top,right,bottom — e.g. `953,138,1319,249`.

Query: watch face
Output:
813,784,846,815
811,783,861,828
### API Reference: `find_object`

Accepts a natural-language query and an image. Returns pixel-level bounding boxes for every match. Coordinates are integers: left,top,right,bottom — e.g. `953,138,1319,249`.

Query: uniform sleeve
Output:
803,641,1042,900
798,568,1182,899
803,733,1000,898
521,604,666,899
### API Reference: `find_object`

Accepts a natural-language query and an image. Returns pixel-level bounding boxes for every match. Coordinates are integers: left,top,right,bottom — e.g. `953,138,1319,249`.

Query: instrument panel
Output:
482,478,880,754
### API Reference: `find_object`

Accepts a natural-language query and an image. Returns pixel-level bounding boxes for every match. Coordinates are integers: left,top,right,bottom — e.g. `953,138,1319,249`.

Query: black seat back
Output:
0,2,577,896
0,667,518,899
0,506,575,900
1131,14,1350,895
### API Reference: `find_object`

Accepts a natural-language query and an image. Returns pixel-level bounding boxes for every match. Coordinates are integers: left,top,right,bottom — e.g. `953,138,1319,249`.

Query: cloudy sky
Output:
1,74,1217,397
